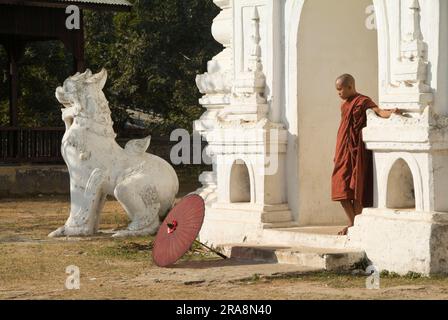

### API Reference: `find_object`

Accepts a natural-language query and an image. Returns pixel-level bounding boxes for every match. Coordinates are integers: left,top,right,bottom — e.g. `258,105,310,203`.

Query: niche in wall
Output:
386,158,416,209
230,160,251,203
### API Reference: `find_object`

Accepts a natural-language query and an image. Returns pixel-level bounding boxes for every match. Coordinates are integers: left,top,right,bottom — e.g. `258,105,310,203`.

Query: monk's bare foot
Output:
338,226,349,236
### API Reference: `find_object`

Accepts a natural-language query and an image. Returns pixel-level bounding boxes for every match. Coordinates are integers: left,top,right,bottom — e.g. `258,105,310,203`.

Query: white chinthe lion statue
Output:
49,69,179,238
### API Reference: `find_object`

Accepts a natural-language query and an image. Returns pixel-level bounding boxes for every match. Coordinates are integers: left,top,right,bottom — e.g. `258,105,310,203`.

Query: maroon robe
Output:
331,93,376,207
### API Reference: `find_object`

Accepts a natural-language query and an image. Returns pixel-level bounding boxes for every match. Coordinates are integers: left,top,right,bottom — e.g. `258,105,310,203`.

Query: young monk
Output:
332,74,399,235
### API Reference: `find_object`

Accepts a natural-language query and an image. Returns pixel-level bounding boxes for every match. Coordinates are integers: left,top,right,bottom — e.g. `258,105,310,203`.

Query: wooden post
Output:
4,39,25,127
4,39,25,160
7,42,19,127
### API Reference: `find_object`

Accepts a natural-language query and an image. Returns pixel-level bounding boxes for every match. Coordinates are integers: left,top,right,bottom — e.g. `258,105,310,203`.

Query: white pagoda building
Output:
194,0,448,275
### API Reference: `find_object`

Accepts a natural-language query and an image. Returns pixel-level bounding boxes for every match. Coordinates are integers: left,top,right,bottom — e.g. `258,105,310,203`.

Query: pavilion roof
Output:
53,0,131,6
0,0,132,11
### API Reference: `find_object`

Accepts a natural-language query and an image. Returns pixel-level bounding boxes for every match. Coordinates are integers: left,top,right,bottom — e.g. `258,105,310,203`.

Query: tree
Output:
0,0,221,134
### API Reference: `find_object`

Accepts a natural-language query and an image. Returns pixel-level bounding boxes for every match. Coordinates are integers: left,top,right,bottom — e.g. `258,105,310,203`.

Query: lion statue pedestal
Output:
49,69,179,238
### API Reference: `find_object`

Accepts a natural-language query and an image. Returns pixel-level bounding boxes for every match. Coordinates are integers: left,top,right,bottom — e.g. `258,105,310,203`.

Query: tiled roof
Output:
0,0,132,9
53,0,131,6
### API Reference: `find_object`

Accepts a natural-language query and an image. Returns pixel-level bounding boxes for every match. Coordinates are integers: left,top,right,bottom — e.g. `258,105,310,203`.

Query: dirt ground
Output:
2,196,448,300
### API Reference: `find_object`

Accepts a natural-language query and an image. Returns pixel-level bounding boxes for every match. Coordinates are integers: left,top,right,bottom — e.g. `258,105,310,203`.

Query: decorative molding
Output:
193,0,235,202
366,108,430,127
196,71,233,97
366,106,448,130
195,0,234,101
223,7,268,122
387,0,433,109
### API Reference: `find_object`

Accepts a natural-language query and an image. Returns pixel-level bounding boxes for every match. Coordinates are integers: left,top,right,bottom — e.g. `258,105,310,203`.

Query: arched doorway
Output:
288,0,379,226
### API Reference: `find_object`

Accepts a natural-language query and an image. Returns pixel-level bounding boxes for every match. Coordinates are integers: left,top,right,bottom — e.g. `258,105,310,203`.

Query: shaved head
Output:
335,74,357,100
336,74,356,87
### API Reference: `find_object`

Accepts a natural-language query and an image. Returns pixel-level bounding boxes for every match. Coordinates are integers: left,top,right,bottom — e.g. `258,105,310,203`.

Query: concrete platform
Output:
220,244,365,271
261,226,350,249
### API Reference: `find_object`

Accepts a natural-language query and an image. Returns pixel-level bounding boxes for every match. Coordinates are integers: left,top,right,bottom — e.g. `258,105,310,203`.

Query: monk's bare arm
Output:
371,106,400,119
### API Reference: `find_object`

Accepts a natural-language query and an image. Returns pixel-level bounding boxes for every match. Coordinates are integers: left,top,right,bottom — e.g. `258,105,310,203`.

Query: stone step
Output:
261,211,295,223
261,226,350,250
263,221,299,229
220,244,365,271
207,207,294,224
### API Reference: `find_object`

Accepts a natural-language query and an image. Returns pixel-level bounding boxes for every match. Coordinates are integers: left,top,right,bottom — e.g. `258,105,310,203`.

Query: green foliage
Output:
405,271,424,279
380,270,406,278
0,0,221,133
95,239,154,261
0,41,75,127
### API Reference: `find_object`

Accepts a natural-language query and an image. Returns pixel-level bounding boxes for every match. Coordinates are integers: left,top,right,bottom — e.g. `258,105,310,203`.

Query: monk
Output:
332,74,399,235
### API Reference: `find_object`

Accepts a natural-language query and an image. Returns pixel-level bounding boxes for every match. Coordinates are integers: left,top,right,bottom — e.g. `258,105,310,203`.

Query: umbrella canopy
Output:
152,194,205,267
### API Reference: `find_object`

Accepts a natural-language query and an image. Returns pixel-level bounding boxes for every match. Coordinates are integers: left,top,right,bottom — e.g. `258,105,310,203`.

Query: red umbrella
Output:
152,194,227,267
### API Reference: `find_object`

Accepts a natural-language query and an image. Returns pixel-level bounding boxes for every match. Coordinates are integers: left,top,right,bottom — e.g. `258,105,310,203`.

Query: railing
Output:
0,127,209,166
0,127,65,164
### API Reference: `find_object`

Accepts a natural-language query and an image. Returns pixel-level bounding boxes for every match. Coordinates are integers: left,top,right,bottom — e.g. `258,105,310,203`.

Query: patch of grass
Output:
250,273,261,282
298,271,366,288
380,270,400,278
99,212,130,231
94,239,154,261
379,270,428,279
3,197,448,300
261,269,448,290
178,240,223,262
405,271,425,279
232,273,264,284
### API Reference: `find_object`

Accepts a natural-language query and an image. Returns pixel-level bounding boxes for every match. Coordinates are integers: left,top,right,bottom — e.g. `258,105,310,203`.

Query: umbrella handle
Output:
194,240,228,259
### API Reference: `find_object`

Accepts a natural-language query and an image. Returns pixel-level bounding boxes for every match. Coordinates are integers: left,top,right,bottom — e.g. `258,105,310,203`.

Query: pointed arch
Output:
284,0,384,225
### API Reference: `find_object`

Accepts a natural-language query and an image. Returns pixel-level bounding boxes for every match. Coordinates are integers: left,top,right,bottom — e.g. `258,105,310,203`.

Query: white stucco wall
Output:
432,0,448,116
291,0,379,225
197,0,448,275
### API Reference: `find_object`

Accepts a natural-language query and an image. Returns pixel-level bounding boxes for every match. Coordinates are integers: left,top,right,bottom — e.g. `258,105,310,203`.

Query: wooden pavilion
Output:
0,0,132,163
